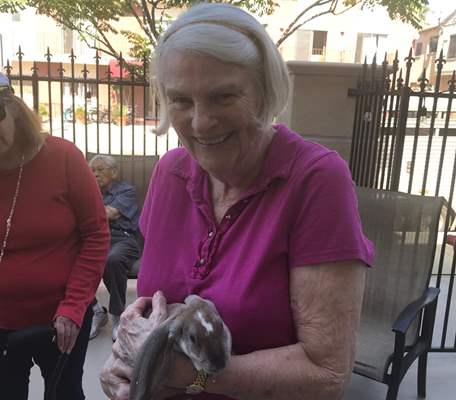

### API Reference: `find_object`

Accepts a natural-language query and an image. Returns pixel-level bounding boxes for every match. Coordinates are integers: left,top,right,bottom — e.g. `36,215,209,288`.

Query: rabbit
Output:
129,294,232,400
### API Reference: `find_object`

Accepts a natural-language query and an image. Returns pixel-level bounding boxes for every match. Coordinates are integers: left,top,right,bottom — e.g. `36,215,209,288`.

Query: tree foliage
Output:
0,0,275,60
0,0,428,60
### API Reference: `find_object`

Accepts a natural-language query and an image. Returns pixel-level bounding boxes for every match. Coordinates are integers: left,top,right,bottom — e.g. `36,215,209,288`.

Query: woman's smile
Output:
193,132,234,146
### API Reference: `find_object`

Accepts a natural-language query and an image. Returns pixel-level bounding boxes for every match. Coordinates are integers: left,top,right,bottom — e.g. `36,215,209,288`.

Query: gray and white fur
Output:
130,294,232,400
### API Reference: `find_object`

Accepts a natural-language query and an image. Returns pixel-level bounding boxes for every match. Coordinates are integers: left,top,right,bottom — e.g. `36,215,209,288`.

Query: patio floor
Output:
28,279,456,400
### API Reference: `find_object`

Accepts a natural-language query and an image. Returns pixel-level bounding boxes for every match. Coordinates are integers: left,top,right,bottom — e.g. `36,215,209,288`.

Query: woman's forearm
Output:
208,261,366,400
208,343,348,400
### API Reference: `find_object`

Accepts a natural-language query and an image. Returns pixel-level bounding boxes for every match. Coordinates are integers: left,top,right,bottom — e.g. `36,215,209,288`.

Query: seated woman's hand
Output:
100,291,168,400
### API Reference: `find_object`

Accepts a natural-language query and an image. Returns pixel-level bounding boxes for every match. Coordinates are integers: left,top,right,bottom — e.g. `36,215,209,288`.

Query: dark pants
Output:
103,229,140,316
0,305,93,400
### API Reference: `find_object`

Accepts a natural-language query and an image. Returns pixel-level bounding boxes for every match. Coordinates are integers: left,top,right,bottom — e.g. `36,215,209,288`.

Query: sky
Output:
426,0,455,25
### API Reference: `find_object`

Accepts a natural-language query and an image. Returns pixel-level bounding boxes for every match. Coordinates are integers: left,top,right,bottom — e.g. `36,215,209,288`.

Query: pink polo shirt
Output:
138,124,373,393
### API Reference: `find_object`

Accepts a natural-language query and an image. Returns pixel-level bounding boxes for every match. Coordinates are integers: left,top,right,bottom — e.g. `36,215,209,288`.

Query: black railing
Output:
349,50,456,352
3,47,176,159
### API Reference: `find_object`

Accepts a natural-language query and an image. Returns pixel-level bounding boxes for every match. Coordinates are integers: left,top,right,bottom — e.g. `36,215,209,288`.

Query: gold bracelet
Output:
185,369,209,395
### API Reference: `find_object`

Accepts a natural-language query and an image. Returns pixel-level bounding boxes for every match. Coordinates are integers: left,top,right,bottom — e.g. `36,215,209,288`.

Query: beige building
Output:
439,10,456,90
409,25,440,89
262,0,416,64
409,9,456,91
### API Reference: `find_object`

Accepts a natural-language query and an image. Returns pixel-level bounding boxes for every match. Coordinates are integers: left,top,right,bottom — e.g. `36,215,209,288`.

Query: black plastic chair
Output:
354,187,444,400
6,325,68,400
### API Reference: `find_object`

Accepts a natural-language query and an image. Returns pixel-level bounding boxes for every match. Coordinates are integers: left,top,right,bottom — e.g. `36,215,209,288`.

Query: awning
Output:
108,59,142,78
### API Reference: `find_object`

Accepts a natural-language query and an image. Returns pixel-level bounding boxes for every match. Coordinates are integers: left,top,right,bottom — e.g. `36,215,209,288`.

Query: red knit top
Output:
0,136,110,329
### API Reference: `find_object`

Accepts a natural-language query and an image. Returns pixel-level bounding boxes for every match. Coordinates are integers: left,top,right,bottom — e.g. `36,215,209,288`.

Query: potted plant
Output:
111,104,129,125
74,106,86,123
39,104,49,123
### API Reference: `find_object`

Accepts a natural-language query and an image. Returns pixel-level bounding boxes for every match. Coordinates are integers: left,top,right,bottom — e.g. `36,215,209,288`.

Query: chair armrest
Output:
392,287,440,334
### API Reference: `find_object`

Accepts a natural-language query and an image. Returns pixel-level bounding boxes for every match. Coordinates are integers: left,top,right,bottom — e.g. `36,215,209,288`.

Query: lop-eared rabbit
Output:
130,294,232,400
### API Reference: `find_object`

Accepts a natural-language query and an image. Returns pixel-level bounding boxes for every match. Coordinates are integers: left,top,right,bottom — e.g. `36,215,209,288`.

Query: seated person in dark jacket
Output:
89,155,140,341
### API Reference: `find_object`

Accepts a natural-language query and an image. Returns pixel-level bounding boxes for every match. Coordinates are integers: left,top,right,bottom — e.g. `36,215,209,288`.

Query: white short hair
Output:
154,3,290,134
89,154,118,170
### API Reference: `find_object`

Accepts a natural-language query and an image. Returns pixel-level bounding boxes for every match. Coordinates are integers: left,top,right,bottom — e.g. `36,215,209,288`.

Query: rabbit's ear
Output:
184,294,216,310
129,322,176,400
184,294,202,306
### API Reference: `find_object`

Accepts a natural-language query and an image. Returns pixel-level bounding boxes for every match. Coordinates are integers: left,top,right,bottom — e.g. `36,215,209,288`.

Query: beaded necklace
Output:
0,155,25,264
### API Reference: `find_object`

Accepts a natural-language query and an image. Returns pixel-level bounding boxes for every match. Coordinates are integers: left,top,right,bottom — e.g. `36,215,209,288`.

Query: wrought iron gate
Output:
3,48,175,159
349,50,456,352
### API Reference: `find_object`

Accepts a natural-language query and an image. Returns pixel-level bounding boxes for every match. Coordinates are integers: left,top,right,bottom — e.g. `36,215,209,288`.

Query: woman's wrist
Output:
168,353,238,397
167,352,197,390
205,354,240,398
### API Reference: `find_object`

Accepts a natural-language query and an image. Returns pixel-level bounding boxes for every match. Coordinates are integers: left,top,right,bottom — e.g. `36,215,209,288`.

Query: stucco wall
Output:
278,61,374,162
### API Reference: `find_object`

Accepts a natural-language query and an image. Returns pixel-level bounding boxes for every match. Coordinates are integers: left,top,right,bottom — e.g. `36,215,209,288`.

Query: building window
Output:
63,28,73,54
295,30,312,60
429,36,438,53
355,33,388,63
448,35,456,59
415,41,423,56
312,31,327,55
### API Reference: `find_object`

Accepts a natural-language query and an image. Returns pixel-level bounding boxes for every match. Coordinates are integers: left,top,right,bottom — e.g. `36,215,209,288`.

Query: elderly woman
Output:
101,3,373,400
0,74,110,399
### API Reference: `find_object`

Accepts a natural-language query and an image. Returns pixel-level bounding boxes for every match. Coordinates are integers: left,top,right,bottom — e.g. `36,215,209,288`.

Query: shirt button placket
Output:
195,227,217,278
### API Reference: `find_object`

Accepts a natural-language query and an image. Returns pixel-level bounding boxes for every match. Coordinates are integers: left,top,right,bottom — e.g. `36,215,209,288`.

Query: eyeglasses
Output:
91,166,113,173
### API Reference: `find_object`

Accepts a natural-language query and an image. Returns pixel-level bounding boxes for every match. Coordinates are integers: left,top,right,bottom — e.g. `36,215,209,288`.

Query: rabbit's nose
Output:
207,355,228,373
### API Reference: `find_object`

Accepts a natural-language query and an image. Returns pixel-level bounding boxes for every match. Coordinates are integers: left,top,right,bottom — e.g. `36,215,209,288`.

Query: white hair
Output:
154,2,290,134
89,154,118,170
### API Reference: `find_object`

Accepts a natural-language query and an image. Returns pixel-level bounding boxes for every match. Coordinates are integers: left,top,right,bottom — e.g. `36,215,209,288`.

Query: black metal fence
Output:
349,50,456,352
3,47,175,159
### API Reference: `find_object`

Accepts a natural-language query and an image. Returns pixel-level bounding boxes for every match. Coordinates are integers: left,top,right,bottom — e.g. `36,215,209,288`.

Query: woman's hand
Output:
53,316,80,354
100,292,169,400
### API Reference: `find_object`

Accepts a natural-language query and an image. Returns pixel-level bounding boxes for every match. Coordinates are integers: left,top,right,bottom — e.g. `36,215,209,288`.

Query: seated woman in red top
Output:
0,74,110,399
101,3,374,400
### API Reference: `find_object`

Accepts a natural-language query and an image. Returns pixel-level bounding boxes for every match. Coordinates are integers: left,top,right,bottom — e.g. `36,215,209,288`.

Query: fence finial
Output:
407,47,413,59
69,48,76,62
16,46,24,60
5,60,12,76
418,68,429,92
45,47,52,62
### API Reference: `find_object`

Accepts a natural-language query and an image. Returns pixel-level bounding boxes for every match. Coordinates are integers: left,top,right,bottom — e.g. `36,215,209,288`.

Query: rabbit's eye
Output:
189,334,196,343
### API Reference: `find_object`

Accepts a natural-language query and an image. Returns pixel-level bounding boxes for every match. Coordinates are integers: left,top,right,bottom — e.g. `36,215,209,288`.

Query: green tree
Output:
0,0,276,60
0,0,428,59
